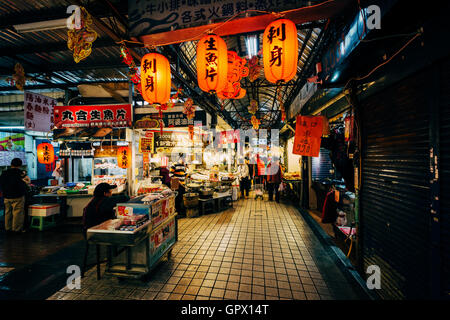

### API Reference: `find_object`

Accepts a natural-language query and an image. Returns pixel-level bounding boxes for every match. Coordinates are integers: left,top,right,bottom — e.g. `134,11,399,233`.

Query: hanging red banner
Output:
53,104,132,129
292,115,323,157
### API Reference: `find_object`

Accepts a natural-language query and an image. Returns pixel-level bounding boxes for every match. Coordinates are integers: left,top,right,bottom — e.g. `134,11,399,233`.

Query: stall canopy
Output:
0,0,356,130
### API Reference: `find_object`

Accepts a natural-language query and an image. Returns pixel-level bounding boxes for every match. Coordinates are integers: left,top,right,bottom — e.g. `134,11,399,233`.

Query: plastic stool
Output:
30,215,56,231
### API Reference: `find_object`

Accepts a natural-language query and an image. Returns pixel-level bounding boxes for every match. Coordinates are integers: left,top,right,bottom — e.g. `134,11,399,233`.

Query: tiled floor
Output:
48,198,364,300
0,221,83,265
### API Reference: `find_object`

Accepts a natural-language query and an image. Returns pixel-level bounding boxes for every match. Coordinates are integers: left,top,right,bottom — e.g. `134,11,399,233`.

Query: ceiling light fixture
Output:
245,34,259,58
13,19,68,33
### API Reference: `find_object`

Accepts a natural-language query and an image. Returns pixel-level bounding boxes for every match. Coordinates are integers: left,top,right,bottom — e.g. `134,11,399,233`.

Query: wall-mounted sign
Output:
292,115,323,157
24,91,56,132
139,135,154,153
128,0,302,37
53,104,132,129
154,131,178,149
134,110,206,129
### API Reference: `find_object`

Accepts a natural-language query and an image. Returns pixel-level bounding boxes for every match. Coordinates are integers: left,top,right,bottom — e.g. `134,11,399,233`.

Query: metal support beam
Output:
0,38,117,57
139,0,353,47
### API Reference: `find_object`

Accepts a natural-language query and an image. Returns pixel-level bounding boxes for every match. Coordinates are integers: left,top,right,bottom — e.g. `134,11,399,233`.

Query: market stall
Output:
32,104,132,218
86,188,177,279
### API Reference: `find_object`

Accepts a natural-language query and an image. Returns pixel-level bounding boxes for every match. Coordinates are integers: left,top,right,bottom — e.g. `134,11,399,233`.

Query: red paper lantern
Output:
117,146,131,169
263,19,298,84
140,53,171,105
197,34,228,93
37,143,55,164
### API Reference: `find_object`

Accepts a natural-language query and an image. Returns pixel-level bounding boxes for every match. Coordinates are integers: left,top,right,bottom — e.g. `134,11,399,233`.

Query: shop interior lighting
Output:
245,34,259,57
0,126,25,129
13,19,68,33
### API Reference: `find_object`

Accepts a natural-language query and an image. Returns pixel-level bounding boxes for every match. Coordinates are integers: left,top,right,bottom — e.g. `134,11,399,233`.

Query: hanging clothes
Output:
321,126,355,192
321,190,338,224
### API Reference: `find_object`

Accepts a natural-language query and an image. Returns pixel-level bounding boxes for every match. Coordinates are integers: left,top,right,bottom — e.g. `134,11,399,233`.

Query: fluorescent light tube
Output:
13,19,68,33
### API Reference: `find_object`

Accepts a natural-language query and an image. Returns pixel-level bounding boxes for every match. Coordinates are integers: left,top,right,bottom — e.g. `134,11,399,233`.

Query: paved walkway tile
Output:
48,198,365,300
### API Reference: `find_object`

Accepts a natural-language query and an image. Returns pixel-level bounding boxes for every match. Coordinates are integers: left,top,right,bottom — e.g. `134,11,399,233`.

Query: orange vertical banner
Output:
292,115,323,157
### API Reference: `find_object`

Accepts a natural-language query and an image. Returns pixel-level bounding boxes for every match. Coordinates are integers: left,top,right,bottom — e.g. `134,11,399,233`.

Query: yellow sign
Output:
139,135,154,153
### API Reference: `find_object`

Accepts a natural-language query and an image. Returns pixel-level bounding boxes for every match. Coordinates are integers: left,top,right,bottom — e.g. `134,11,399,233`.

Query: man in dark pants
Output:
170,154,187,216
0,158,28,233
266,157,283,203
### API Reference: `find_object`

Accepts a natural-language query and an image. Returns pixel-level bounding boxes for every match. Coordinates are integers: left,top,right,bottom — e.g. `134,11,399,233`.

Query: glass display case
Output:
93,157,127,193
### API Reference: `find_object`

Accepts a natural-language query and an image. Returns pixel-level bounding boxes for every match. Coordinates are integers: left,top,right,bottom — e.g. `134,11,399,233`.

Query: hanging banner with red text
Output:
53,104,132,129
24,91,56,132
292,115,323,157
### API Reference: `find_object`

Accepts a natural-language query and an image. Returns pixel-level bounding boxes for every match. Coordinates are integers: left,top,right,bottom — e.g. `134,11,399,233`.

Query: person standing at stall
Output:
238,159,250,198
266,156,283,203
159,165,171,188
0,158,28,233
170,154,187,216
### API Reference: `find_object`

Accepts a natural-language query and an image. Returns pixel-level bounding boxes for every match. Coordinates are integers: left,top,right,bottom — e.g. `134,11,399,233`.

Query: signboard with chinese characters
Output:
154,131,178,149
139,135,154,153
24,91,56,132
129,0,303,37
292,115,323,157
53,104,132,129
134,110,206,129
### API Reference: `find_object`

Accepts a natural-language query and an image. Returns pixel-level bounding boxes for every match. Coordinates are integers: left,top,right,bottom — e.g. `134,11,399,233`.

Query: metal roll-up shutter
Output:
312,148,334,181
360,70,430,299
440,58,450,297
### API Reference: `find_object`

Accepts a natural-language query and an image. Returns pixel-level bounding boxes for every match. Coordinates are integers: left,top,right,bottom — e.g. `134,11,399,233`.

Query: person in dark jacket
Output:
0,158,28,232
266,157,283,203
159,166,171,188
83,183,117,233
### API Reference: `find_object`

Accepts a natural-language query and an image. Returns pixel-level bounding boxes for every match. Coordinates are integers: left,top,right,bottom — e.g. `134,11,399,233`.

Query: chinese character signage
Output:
134,110,206,129
139,135,155,153
154,132,178,149
117,146,131,168
292,115,323,157
129,0,303,37
37,143,55,164
140,53,171,105
263,19,298,84
197,34,228,93
24,91,56,132
53,104,132,129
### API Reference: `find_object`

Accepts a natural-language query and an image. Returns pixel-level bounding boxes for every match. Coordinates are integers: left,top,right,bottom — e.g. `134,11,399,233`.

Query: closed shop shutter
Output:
360,69,430,299
439,58,450,297
312,148,334,181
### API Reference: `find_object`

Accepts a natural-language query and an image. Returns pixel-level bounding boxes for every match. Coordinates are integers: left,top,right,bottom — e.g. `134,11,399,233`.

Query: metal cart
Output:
86,203,178,280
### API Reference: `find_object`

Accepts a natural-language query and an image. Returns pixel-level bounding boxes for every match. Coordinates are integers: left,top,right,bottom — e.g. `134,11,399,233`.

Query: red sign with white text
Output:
53,104,132,129
220,130,240,144
292,115,323,157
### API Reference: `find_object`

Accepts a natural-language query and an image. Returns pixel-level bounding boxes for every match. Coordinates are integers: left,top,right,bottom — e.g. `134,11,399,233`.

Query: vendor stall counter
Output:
86,190,177,279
